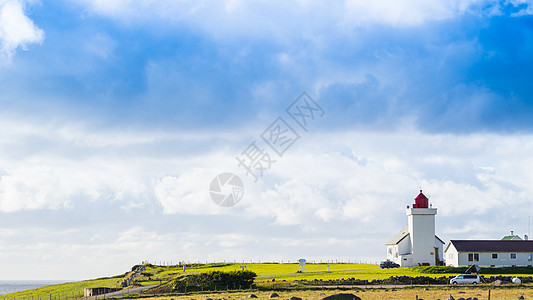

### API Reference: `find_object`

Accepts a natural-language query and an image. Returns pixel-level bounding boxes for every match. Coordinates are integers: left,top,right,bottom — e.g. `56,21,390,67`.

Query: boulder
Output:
289,297,302,300
269,293,279,298
320,293,362,300
492,280,510,285
248,294,258,298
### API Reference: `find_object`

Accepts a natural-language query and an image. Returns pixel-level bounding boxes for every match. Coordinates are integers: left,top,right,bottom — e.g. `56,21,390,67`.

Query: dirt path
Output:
84,285,159,300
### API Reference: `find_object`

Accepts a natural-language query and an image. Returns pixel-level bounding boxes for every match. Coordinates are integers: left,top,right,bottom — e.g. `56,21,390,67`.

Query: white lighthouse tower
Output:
386,190,444,267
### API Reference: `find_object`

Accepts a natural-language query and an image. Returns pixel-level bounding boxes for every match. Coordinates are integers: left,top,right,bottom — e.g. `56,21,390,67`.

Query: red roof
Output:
413,190,428,208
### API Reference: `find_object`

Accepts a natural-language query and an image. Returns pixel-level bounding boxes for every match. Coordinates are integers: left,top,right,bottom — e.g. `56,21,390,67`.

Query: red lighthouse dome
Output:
413,190,429,208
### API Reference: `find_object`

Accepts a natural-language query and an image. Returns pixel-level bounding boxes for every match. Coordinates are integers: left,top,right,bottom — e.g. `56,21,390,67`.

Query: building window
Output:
510,253,517,259
468,253,479,262
528,253,532,261
492,253,498,259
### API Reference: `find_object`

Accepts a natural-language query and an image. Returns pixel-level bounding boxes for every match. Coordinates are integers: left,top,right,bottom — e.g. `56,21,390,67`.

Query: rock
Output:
458,291,466,294
424,288,429,291
269,293,280,298
248,294,258,298
289,297,302,300
203,298,213,300
447,295,455,300
320,293,362,300
517,296,525,300
473,298,479,300
458,298,465,300
466,298,472,300
492,280,510,285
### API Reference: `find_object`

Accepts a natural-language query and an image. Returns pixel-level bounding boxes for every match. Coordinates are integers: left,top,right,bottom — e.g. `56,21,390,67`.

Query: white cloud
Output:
3,115,533,229
0,0,44,60
3,116,533,278
72,0,497,39
342,0,485,26
154,174,224,215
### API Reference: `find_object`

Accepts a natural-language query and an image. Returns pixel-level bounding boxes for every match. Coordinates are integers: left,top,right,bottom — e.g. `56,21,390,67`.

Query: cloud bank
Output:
0,0,44,60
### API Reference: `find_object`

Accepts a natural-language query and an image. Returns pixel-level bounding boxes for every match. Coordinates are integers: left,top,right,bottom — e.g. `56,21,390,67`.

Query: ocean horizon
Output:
0,281,69,295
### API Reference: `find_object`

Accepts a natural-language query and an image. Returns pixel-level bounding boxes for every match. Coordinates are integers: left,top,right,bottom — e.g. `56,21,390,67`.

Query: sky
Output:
0,0,533,280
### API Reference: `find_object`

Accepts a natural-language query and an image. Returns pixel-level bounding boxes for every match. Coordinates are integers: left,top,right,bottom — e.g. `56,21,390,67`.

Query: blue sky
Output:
1,0,533,280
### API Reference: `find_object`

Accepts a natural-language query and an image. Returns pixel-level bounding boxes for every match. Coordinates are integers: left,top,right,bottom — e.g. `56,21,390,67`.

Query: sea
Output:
0,281,68,295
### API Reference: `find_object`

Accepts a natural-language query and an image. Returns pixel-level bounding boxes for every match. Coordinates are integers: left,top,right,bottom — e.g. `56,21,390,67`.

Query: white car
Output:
449,274,481,284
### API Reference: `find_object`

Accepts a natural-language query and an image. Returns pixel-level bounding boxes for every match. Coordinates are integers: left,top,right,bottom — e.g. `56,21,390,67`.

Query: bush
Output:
172,270,256,292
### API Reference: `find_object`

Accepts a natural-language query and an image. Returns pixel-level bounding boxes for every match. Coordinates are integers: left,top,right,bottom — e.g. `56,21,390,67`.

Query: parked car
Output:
380,260,400,268
449,274,481,284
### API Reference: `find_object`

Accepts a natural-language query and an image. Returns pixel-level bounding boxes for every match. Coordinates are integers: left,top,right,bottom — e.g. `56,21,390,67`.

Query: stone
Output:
289,297,302,300
248,294,258,298
320,293,362,300
517,296,525,300
424,288,429,291
458,298,465,300
492,280,510,285
269,293,280,298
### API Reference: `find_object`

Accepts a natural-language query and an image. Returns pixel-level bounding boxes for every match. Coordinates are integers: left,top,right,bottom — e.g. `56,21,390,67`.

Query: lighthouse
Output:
386,190,444,267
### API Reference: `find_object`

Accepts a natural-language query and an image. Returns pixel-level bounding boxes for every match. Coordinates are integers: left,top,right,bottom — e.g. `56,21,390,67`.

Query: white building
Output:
386,190,445,267
445,240,533,267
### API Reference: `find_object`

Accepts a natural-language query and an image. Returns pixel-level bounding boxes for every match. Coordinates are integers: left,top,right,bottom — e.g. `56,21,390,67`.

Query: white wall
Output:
407,208,438,266
445,243,533,266
457,252,533,267
445,245,459,266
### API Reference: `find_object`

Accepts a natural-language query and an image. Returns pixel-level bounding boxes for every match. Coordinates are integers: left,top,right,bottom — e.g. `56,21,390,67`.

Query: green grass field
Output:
2,276,123,300
4,263,533,300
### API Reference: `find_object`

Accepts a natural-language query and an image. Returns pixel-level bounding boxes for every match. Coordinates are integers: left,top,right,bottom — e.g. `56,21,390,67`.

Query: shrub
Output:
172,270,256,292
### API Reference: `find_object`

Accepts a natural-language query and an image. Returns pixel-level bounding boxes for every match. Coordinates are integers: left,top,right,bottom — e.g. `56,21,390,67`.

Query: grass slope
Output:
5,263,533,299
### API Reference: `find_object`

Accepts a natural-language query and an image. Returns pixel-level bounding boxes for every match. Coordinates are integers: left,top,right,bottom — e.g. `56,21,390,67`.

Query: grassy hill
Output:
5,262,533,299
